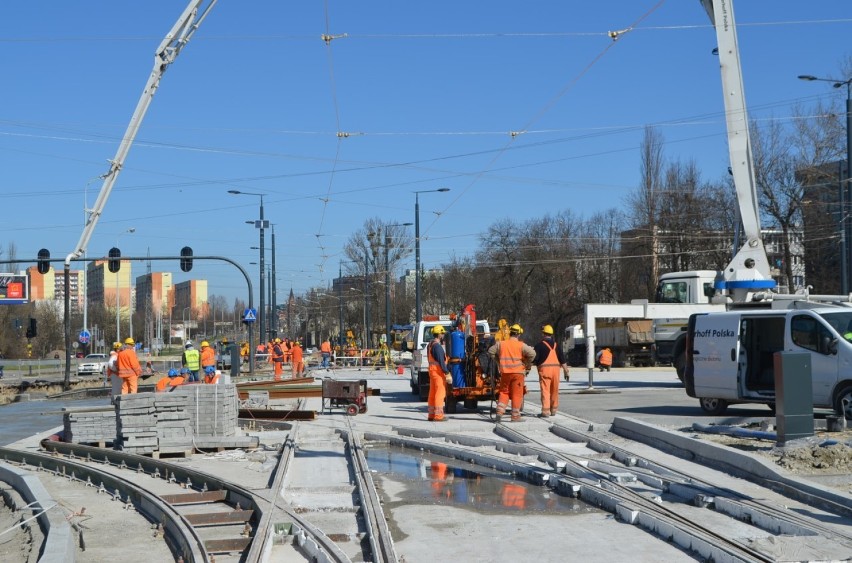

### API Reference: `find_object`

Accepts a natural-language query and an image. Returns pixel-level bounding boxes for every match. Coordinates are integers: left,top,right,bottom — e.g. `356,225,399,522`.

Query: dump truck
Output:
563,320,655,368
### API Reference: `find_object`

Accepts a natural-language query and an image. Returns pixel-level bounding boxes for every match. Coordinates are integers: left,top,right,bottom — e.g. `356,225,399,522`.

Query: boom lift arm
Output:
700,0,776,302
65,0,217,266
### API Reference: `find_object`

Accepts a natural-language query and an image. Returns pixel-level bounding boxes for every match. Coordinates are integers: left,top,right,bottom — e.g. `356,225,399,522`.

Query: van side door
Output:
691,314,740,400
789,313,838,406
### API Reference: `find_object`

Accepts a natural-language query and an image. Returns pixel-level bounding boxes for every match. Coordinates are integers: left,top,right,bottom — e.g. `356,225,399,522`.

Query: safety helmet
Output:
432,325,446,336
541,325,554,335
180,368,190,375
222,338,228,344
168,368,179,377
112,342,122,350
124,337,135,345
294,340,301,346
185,342,193,349
201,341,209,347
204,366,216,374
275,338,282,344
509,324,522,335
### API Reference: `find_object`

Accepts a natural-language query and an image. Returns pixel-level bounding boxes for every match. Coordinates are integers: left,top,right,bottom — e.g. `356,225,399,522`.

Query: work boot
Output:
495,413,502,423
538,411,550,418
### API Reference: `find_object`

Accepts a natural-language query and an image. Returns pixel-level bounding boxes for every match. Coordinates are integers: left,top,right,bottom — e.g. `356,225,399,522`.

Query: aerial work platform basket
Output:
322,379,368,416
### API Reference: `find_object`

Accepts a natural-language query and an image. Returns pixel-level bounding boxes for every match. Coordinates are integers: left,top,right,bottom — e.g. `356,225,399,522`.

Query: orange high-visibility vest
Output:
498,338,524,375
599,348,613,366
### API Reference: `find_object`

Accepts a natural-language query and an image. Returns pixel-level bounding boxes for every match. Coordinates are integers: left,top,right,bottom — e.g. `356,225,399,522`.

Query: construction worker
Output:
272,338,285,380
155,368,186,392
200,340,216,373
291,340,305,377
532,325,570,418
427,325,452,422
596,347,613,372
488,324,536,423
107,341,122,404
320,339,332,368
240,341,250,361
117,337,142,394
203,365,220,384
182,341,201,382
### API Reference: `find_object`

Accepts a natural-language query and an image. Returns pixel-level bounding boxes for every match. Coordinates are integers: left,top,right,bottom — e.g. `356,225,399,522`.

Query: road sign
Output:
79,330,91,344
243,308,257,323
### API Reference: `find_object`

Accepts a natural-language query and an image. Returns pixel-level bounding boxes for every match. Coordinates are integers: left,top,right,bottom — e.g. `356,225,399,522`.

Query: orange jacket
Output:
155,375,186,392
320,341,332,353
117,348,142,379
291,345,303,365
200,346,215,368
599,348,613,366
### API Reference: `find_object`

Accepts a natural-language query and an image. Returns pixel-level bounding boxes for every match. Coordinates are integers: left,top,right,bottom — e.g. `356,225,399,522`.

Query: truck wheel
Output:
410,381,418,395
699,397,728,415
346,404,358,416
673,353,685,383
419,385,429,402
833,384,852,419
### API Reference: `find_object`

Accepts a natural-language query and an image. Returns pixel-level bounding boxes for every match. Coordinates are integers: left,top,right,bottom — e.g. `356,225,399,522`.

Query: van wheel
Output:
833,384,852,420
673,353,685,383
699,397,728,415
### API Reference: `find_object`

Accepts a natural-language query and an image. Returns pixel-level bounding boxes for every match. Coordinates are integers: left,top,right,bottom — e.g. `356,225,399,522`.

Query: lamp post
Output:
228,190,267,345
338,261,344,348
385,222,412,348
799,74,852,294
414,188,450,322
182,306,191,343
115,227,136,342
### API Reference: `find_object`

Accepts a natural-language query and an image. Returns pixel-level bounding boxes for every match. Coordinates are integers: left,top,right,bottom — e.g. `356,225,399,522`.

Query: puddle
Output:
364,444,599,515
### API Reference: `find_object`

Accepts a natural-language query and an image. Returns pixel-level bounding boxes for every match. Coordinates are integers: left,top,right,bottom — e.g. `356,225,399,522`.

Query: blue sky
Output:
2,1,851,305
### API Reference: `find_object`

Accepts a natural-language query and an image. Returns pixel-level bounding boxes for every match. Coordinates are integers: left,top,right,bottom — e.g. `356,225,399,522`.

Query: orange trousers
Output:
427,372,447,421
120,375,138,394
538,369,560,414
273,361,283,380
496,372,525,420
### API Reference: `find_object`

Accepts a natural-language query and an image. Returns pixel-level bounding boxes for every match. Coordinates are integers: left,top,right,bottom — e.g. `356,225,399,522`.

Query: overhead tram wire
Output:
419,1,666,240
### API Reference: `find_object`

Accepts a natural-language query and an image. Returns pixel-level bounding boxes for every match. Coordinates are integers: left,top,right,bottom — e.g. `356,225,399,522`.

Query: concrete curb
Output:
610,416,852,517
0,462,74,562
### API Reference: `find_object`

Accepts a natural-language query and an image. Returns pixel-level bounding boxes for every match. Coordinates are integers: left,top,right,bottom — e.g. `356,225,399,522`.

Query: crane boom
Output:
700,0,776,302
66,0,217,264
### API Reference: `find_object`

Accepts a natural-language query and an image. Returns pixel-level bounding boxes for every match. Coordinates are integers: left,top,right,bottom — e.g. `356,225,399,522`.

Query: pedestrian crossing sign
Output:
243,308,257,323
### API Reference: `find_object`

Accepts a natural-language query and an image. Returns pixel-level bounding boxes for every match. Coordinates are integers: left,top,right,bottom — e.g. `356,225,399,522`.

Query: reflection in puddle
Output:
365,444,597,514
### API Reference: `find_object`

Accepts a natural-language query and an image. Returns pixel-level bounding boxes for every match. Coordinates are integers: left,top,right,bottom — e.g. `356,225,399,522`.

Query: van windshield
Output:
815,311,852,340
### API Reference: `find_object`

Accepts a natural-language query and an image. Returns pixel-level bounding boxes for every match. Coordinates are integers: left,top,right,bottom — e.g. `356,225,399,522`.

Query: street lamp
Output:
414,188,450,322
115,227,136,342
799,74,852,294
385,222,412,348
182,306,191,343
228,190,267,348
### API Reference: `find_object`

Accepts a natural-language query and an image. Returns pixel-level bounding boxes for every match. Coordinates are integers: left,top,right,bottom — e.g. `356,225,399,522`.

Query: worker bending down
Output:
596,347,613,372
155,369,186,392
488,324,536,423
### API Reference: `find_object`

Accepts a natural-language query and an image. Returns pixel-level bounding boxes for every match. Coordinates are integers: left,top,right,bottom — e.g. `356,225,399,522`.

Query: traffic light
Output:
25,318,37,339
180,246,193,272
37,248,50,274
108,247,121,273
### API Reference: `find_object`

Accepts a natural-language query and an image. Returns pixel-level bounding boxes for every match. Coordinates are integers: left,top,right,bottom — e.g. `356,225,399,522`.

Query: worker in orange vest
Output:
320,339,332,368
427,326,452,422
203,365,220,384
271,338,285,380
596,347,613,372
488,324,536,423
291,341,305,377
155,368,186,392
532,325,570,418
117,338,142,394
200,341,216,373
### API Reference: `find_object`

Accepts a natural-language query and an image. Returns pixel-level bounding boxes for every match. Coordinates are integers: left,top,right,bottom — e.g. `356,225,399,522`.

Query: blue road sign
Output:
78,330,91,344
243,308,257,323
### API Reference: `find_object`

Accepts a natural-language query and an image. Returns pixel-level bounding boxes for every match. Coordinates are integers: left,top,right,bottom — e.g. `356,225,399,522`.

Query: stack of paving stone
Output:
173,384,238,438
115,393,193,455
63,409,117,445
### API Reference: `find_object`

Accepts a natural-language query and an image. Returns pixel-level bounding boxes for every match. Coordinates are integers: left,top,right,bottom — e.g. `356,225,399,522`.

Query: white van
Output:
684,308,852,417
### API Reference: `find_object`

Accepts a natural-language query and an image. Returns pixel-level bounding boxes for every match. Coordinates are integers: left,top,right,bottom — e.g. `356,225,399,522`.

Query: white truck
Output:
407,315,490,401
684,308,852,418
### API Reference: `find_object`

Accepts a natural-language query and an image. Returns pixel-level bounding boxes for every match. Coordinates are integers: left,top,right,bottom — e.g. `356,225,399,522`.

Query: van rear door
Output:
691,313,740,400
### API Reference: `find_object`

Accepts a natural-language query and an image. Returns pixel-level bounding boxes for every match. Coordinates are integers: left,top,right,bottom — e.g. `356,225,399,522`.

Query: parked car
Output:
77,353,108,376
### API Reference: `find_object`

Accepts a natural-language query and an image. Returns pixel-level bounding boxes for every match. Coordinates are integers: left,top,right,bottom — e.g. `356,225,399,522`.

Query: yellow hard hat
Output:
432,325,446,336
541,325,554,335
201,341,210,347
112,342,122,350
509,324,522,334
124,337,135,345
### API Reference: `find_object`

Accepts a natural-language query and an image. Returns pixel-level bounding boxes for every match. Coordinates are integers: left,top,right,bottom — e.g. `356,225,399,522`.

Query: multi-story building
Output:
87,260,133,319
27,266,85,313
135,272,173,318
172,279,208,323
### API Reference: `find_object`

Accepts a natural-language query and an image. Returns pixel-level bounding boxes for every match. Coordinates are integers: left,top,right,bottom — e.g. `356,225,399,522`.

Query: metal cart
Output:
322,379,368,415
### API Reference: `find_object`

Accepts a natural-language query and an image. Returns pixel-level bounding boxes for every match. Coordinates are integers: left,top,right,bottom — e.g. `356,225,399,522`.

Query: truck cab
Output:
408,316,489,401
685,308,852,418
653,270,717,377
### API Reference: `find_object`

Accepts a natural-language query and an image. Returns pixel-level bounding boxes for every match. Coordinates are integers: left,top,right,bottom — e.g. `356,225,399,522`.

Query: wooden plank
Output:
161,490,227,505
205,537,252,553
184,509,254,526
